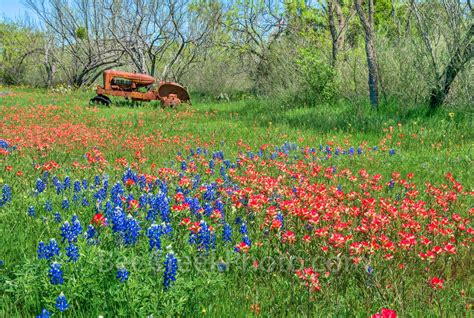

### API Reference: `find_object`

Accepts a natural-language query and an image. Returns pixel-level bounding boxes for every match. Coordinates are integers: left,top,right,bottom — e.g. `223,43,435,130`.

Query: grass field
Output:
0,87,472,317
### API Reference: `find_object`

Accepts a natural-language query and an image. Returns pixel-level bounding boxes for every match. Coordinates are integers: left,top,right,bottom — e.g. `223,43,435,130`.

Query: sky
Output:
0,0,34,21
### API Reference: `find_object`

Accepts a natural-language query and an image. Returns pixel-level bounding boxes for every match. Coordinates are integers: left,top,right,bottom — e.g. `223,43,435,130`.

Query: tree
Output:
409,0,473,111
354,0,380,106
26,0,124,87
428,23,473,110
221,0,287,80
0,22,43,84
325,0,355,66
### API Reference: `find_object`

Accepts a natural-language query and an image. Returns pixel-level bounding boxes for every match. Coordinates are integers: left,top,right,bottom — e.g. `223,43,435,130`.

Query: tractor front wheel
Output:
89,94,111,106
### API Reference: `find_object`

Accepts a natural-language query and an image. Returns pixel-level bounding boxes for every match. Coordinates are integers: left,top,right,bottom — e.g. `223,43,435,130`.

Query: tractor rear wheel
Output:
89,94,111,106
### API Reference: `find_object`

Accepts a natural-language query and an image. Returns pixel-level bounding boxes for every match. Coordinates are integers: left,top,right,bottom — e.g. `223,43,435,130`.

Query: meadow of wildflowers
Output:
0,90,472,317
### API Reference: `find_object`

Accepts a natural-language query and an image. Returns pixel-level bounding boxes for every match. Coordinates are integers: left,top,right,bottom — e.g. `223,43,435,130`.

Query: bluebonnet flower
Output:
157,193,171,223
123,215,141,245
28,206,36,217
181,161,187,171
203,202,213,217
139,194,147,210
223,160,231,168
66,244,79,262
197,220,214,252
357,147,363,155
111,207,126,233
275,213,284,230
61,198,69,210
111,182,124,206
71,215,82,235
73,180,81,193
219,166,226,178
36,308,51,318
52,176,60,188
242,234,251,247
126,193,135,208
94,187,107,202
389,149,396,156
1,184,12,206
104,201,113,219
94,175,101,187
55,182,64,195
116,266,129,282
215,200,224,212
36,178,46,193
48,262,64,285
217,261,228,272
223,223,232,243
147,223,163,251
154,180,166,194
138,175,147,189
203,184,217,201
85,224,97,244
64,176,71,189
163,252,178,290
0,139,9,149
192,174,201,189
163,223,173,237
60,216,82,243
388,180,395,189
48,239,61,258
367,265,374,275
55,293,68,312
44,200,53,212
188,232,197,244
37,241,47,260
37,239,60,261
82,179,88,190
54,212,62,223
122,168,138,185
81,197,90,207
239,222,248,235
146,208,157,222
348,147,355,155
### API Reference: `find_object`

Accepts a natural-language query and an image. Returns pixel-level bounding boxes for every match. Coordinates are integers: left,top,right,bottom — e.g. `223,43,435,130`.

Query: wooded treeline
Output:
0,0,472,110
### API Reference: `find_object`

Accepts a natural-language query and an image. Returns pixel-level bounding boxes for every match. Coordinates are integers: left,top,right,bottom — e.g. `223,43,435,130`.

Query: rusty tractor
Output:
90,70,191,107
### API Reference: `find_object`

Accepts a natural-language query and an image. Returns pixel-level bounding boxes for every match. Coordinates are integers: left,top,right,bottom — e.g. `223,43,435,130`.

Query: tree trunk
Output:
328,1,339,66
44,40,55,88
429,23,473,111
328,0,349,66
355,0,380,107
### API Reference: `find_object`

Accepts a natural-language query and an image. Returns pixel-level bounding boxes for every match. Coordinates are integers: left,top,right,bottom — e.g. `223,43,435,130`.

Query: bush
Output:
296,48,336,106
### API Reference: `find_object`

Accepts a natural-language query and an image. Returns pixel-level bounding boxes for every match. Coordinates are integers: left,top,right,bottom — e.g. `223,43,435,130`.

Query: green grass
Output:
0,87,473,317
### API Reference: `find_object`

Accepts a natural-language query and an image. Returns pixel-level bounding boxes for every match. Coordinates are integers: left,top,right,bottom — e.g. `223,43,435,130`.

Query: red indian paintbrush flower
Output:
372,308,397,318
429,277,444,290
91,213,106,226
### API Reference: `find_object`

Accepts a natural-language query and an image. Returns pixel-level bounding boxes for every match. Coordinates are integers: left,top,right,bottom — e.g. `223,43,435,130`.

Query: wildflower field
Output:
0,88,472,317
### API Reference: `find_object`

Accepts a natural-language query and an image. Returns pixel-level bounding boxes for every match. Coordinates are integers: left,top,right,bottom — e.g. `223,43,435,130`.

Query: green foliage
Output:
297,48,337,105
75,27,88,40
0,23,33,84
